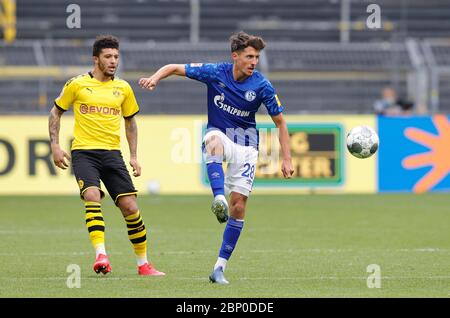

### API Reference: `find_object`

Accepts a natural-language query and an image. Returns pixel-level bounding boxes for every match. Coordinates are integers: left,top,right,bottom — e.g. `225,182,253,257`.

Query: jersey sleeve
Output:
185,63,221,84
122,83,140,118
261,81,284,116
54,78,78,111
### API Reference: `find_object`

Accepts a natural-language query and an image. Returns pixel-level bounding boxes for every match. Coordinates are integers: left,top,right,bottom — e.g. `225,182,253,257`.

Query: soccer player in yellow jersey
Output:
48,35,165,276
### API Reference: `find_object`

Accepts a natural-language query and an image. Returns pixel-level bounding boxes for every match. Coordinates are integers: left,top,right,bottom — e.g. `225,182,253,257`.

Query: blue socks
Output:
207,154,243,270
206,161,225,197
219,217,244,260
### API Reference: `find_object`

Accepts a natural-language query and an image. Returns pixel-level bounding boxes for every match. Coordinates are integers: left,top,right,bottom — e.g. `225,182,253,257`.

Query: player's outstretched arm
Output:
48,106,71,170
139,64,186,91
271,113,294,178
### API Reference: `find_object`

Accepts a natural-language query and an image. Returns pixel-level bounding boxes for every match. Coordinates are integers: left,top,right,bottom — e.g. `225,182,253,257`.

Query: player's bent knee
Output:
117,195,138,216
230,201,246,219
83,188,101,202
205,135,224,156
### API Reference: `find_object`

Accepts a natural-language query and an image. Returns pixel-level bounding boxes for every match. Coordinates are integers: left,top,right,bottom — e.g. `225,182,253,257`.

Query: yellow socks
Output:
85,201,106,257
125,211,148,266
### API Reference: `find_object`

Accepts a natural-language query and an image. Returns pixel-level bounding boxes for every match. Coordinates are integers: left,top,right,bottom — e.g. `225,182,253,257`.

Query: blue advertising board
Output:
378,115,450,193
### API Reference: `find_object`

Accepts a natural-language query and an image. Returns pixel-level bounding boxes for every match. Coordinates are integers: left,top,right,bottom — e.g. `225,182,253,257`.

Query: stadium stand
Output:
17,0,191,41
425,40,450,113
0,42,37,65
0,40,411,114
350,0,450,41
0,0,449,114
265,42,411,72
427,42,450,67
15,0,450,42
439,75,450,112
0,79,41,112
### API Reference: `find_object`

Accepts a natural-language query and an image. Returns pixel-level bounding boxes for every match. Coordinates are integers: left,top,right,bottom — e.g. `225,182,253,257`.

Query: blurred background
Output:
1,0,450,195
2,0,450,114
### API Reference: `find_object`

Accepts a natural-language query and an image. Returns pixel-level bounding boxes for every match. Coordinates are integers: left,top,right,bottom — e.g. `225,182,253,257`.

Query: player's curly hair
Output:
92,35,119,56
229,31,266,53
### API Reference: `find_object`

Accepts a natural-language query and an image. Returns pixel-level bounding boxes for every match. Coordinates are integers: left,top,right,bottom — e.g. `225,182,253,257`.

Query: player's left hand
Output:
129,157,142,177
281,158,294,179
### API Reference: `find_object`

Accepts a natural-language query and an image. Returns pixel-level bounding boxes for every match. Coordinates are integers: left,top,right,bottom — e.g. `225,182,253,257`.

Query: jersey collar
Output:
88,71,114,81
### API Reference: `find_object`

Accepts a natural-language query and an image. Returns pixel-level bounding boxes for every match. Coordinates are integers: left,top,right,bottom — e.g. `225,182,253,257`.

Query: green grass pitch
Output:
0,194,449,298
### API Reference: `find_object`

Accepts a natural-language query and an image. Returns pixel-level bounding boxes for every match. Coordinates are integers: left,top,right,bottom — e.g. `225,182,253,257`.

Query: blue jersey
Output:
185,62,283,148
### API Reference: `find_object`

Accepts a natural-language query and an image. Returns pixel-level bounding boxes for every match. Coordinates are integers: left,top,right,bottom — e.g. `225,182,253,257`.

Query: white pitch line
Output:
161,248,449,254
1,276,450,282
0,252,125,256
0,277,162,281
247,248,448,253
178,276,450,281
0,248,447,257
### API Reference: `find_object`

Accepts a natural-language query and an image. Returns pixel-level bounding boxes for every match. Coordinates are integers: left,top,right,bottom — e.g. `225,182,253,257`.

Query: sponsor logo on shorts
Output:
78,179,84,189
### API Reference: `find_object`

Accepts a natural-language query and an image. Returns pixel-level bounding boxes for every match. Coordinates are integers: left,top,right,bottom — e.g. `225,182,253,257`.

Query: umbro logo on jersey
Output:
218,82,226,88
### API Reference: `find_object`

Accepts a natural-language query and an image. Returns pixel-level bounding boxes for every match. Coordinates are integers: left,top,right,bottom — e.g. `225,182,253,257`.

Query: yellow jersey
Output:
54,72,139,150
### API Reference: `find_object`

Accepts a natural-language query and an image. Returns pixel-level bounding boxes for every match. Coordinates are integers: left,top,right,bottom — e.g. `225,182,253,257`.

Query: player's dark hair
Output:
230,31,266,53
92,35,119,57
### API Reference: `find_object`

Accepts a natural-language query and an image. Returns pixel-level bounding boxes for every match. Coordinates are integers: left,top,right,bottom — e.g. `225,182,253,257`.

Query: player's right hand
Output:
52,146,71,170
139,77,158,90
281,158,294,179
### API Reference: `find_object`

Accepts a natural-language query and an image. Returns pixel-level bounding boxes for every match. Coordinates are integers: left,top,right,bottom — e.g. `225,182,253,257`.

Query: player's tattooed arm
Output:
139,64,186,90
49,106,63,144
271,113,294,178
48,106,71,170
125,116,141,177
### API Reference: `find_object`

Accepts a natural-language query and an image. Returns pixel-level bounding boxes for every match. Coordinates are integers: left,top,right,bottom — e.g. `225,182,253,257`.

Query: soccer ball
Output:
346,126,379,159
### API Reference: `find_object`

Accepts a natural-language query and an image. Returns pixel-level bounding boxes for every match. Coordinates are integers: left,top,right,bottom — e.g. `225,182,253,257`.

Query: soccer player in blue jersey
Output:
139,32,294,284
